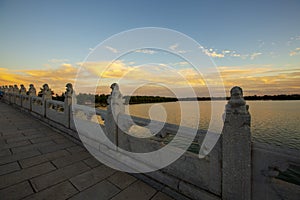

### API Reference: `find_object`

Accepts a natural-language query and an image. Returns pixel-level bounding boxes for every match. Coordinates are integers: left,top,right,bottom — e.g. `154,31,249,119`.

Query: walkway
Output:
0,102,173,200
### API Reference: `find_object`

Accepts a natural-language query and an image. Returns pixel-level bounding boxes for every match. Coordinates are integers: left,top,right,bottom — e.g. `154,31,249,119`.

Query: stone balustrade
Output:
0,84,299,200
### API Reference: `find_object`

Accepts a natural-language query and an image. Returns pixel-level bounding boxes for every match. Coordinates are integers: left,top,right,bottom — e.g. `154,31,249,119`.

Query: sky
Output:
0,0,300,96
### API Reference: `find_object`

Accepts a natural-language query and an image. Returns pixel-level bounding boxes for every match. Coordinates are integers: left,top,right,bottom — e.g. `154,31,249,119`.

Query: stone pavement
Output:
0,102,174,200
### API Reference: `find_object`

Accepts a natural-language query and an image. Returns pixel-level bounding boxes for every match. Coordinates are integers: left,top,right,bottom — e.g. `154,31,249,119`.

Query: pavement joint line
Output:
68,180,80,192
16,160,22,170
115,177,139,191
1,140,31,150
106,185,123,200
28,179,38,193
150,191,160,200
71,169,119,193
0,151,42,166
7,162,56,188
30,178,79,196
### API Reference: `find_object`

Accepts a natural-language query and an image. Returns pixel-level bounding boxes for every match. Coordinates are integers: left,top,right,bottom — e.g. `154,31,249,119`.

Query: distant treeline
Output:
76,93,109,105
54,93,300,104
179,94,300,101
74,93,178,105
126,96,178,104
244,94,300,101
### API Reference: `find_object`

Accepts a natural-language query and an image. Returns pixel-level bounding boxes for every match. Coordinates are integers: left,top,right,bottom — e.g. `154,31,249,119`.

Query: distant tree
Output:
37,87,54,97
53,93,65,102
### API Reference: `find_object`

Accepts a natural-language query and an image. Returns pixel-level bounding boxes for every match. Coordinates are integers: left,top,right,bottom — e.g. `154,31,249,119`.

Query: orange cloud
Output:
0,64,78,94
1,61,299,96
218,66,300,95
290,48,300,56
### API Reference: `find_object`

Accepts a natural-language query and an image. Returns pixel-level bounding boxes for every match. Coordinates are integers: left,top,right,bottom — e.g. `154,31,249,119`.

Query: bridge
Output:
0,84,299,200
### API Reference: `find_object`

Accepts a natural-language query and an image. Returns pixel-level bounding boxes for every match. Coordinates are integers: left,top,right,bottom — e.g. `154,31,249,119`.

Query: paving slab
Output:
0,148,11,157
1,139,31,149
110,180,157,200
0,161,20,176
69,180,120,200
0,162,56,189
51,151,91,168
0,150,41,165
108,171,137,189
0,181,34,200
5,133,42,144
30,161,90,191
70,164,117,191
152,192,175,200
11,141,56,154
19,149,71,168
29,134,64,144
38,141,76,154
0,132,23,139
83,157,102,168
66,145,86,153
24,181,78,200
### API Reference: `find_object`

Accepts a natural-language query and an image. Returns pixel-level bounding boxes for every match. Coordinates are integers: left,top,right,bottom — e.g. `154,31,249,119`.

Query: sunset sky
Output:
0,0,299,96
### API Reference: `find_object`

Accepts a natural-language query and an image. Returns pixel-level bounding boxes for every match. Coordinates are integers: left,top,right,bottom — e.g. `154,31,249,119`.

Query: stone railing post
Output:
28,84,37,111
13,85,19,104
8,85,13,103
3,86,9,103
105,83,130,149
42,84,52,117
0,86,4,102
64,83,74,128
222,86,251,200
19,84,27,107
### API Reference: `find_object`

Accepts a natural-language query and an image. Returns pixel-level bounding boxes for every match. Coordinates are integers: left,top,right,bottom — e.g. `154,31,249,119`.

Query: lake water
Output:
126,101,300,150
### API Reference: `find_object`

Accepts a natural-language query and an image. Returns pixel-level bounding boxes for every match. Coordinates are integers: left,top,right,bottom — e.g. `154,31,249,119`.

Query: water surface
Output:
126,101,300,150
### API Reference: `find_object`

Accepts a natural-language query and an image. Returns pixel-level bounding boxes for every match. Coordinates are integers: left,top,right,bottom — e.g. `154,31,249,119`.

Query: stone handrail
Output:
1,83,299,200
46,100,65,112
31,96,43,105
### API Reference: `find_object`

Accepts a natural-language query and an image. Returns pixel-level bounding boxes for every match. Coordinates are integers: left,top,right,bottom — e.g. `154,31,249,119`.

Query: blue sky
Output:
0,0,300,95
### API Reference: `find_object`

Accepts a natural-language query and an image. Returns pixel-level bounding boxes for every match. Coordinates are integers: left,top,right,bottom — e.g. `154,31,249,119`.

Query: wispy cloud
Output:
287,35,300,46
199,45,266,60
206,51,225,58
105,46,118,53
168,44,187,53
222,50,232,54
169,44,178,51
135,49,156,54
250,52,262,60
289,47,300,56
201,47,225,58
170,62,189,67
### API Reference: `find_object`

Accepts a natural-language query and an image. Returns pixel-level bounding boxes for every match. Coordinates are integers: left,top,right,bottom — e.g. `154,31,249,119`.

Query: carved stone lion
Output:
28,84,37,96
4,86,8,93
64,83,74,105
65,83,73,97
20,84,27,95
8,85,13,93
42,84,52,101
226,86,249,114
13,85,19,94
107,83,125,116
